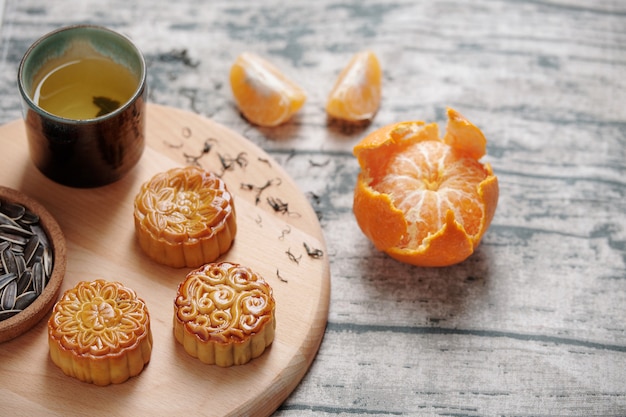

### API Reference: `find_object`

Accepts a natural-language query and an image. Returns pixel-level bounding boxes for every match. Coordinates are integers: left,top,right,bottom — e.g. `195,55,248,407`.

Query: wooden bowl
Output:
0,186,66,343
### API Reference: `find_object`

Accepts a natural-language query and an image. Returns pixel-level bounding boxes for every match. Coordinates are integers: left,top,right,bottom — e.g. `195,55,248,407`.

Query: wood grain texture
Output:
0,105,330,417
0,0,625,415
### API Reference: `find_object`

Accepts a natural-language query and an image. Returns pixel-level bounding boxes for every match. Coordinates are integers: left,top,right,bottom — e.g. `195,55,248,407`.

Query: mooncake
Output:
174,261,276,367
134,166,237,268
47,279,152,386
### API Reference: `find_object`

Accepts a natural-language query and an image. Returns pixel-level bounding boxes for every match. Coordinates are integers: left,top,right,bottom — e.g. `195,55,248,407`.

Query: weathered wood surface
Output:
0,0,625,415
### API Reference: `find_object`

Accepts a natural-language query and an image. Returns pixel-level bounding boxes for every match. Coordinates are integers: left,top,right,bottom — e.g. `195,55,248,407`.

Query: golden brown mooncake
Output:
133,166,237,268
174,262,276,367
47,279,152,386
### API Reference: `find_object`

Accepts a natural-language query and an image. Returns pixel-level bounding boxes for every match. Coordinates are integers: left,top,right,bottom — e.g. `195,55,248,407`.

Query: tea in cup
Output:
17,25,147,188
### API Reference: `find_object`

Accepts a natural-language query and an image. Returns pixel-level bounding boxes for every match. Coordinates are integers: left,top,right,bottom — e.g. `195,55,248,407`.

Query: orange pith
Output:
326,50,382,122
353,108,499,267
230,52,306,127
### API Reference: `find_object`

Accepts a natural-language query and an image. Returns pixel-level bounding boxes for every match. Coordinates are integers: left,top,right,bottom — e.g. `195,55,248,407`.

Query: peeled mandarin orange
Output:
326,50,382,122
229,52,306,127
353,108,499,267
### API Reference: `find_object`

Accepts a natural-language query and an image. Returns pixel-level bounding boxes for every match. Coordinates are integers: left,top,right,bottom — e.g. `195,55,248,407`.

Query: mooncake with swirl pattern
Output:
47,279,152,386
174,261,276,366
134,166,237,268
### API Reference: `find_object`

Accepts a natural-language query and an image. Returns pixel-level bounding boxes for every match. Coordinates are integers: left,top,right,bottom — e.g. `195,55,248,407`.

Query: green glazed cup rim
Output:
17,24,147,125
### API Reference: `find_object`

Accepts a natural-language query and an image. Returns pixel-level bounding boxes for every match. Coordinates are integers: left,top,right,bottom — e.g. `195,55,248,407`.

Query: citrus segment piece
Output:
352,109,498,267
386,209,475,267
443,107,487,159
326,50,382,122
354,121,439,181
230,52,306,127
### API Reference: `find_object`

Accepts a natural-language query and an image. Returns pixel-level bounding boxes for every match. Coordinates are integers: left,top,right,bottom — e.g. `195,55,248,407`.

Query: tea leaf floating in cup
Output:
93,96,121,117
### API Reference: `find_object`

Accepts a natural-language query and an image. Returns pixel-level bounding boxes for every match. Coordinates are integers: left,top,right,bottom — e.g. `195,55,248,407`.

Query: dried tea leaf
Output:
93,96,121,117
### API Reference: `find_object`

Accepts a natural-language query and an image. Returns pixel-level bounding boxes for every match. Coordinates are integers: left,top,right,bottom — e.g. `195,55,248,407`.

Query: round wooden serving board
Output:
0,104,330,417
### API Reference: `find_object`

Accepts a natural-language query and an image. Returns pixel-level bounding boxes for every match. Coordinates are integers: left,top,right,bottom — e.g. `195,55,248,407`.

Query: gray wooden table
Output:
1,1,625,416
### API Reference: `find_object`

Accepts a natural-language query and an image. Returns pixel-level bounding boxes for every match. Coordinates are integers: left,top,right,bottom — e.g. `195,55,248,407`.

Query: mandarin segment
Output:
230,52,306,127
134,166,237,268
173,262,276,367
47,279,152,386
443,107,487,159
387,210,475,267
352,109,499,266
326,50,382,122
355,122,440,181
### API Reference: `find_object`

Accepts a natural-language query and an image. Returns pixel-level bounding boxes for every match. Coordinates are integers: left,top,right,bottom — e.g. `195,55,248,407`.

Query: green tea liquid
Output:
32,54,138,120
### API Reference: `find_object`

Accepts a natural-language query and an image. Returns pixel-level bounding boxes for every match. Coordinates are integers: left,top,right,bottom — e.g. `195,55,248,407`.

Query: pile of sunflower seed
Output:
0,198,53,321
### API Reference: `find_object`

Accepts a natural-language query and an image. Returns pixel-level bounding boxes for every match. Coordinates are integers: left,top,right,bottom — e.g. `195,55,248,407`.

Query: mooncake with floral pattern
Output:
133,166,237,268
47,279,152,386
174,261,276,367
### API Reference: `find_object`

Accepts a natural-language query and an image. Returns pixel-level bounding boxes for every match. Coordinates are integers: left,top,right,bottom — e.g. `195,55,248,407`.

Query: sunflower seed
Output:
14,291,37,310
32,261,44,295
0,231,28,245
0,273,16,291
0,224,34,237
1,249,18,275
30,225,48,248
23,236,40,265
0,201,25,220
0,213,20,228
1,280,17,310
17,270,32,294
15,254,26,277
27,246,44,268
43,246,53,278
19,211,39,225
10,243,24,254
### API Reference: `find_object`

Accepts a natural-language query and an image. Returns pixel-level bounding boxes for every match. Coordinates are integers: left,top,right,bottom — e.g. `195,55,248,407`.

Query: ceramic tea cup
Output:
17,25,147,188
